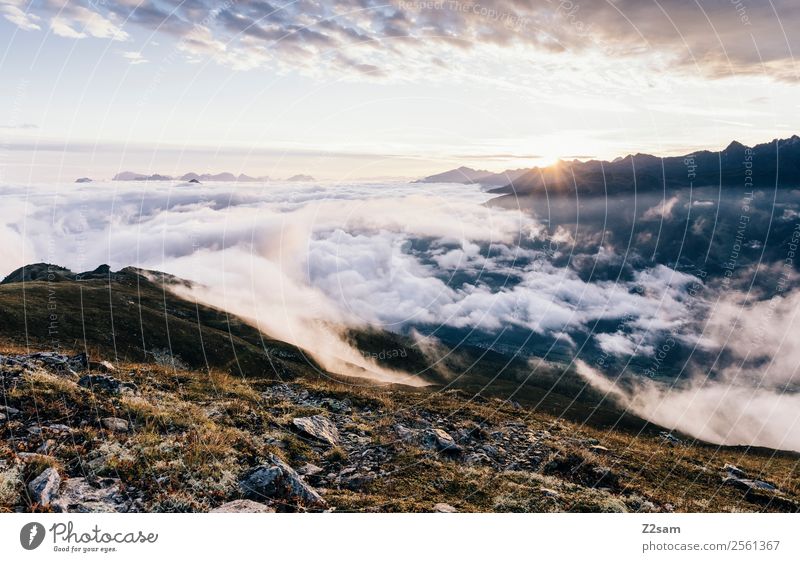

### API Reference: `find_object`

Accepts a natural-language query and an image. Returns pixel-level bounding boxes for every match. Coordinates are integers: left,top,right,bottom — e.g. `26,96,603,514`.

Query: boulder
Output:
51,478,128,513
101,417,129,433
240,454,327,510
210,499,274,513
27,467,61,508
292,415,340,446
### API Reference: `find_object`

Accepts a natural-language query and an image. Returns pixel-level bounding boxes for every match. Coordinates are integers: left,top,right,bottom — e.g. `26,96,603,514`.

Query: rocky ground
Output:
1,346,799,513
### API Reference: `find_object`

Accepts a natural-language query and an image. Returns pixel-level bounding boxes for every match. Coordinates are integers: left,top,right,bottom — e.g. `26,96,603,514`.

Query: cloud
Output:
1,3,40,31
121,50,147,64
576,360,800,452
4,0,798,80
49,5,128,41
642,195,680,221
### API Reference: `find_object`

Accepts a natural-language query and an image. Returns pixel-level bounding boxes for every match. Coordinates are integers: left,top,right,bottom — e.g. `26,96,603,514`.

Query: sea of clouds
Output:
1,180,797,450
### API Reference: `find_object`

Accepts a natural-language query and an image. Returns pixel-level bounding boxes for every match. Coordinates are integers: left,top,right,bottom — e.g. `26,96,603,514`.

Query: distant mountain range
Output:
414,166,529,187
110,172,314,182
418,135,800,195
490,135,800,197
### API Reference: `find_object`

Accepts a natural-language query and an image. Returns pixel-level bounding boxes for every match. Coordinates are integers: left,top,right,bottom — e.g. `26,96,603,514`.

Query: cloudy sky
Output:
2,0,800,181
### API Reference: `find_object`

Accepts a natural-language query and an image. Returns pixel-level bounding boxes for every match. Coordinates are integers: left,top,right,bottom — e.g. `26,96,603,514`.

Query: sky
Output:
1,0,800,182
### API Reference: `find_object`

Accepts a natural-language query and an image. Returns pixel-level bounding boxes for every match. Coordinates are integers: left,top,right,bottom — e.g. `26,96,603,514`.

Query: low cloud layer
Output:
1,179,798,449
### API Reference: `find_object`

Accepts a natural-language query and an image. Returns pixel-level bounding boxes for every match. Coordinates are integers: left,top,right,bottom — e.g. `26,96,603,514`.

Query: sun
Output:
535,152,562,167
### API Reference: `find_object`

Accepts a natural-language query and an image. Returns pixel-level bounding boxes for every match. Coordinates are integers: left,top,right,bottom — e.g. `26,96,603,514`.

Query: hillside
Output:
1,265,798,513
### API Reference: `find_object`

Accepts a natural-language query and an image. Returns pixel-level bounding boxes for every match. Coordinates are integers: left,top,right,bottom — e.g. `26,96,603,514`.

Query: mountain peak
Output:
724,140,747,152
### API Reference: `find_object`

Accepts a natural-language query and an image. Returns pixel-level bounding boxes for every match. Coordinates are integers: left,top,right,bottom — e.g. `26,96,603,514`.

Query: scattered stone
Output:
433,502,457,513
101,417,129,433
240,454,327,510
210,499,275,513
28,467,61,508
589,445,610,454
292,415,340,446
540,487,560,498
422,428,461,455
0,413,5,423
51,478,129,513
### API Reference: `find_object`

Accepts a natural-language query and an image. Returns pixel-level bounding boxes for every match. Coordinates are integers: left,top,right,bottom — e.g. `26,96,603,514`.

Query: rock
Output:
394,424,417,442
75,177,93,183
321,398,351,413
723,463,747,478
659,431,682,446
723,476,778,493
210,499,275,513
292,415,340,446
589,445,610,454
297,463,324,477
47,424,73,434
433,502,457,513
0,413,5,423
464,452,493,466
79,374,121,394
36,439,56,455
89,360,116,373
101,417,129,433
339,472,374,491
540,487,560,498
1,405,20,416
27,467,61,508
240,454,327,510
51,478,128,513
422,428,461,455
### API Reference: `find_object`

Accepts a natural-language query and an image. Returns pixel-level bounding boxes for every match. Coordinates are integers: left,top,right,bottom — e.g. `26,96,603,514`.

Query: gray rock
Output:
210,499,275,513
101,417,129,433
27,467,61,508
433,502,457,513
540,487,560,498
297,463,324,477
292,415,340,446
51,478,128,513
0,413,5,423
240,454,327,509
589,445,610,454
422,428,461,455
